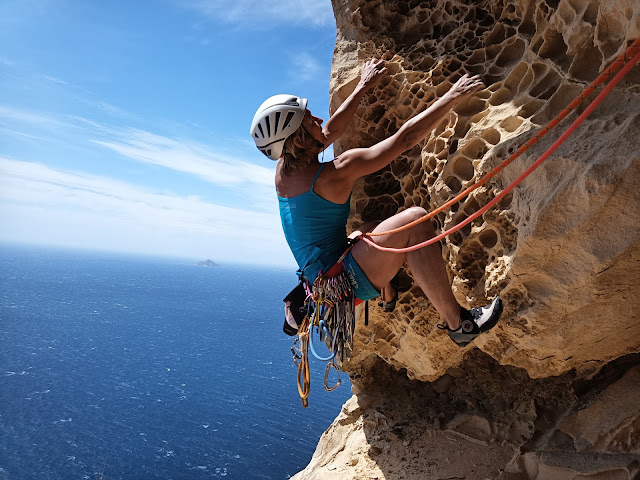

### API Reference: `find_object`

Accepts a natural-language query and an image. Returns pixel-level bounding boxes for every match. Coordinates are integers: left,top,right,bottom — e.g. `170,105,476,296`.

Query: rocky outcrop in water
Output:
293,0,640,478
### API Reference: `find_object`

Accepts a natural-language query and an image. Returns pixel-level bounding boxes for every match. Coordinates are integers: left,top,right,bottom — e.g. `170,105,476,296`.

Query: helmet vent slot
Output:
257,123,265,138
265,116,271,136
282,111,295,130
274,112,281,134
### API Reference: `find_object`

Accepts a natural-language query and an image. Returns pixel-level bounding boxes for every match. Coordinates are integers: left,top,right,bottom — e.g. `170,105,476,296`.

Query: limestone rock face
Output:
293,0,640,478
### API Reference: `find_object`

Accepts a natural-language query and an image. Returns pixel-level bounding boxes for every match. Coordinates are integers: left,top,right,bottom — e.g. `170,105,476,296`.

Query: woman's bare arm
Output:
321,59,389,147
334,74,484,180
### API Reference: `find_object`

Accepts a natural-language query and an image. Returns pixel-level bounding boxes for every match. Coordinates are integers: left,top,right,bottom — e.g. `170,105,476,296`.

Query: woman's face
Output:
301,109,325,145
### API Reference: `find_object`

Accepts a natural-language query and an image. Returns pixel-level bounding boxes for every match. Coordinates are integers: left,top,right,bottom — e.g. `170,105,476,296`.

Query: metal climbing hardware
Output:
324,360,341,392
290,243,362,408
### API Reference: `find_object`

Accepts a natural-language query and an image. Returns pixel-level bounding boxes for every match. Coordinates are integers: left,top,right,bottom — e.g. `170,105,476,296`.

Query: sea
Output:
0,244,352,480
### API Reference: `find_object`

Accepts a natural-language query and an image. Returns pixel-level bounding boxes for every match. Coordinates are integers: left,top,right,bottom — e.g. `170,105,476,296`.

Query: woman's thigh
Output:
350,209,424,290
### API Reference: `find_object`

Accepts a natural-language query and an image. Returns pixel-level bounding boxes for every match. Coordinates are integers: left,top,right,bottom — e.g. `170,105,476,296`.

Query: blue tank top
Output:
278,164,351,280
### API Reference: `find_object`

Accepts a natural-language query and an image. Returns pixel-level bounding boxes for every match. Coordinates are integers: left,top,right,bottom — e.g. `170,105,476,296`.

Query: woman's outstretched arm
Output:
335,74,484,180
321,59,389,147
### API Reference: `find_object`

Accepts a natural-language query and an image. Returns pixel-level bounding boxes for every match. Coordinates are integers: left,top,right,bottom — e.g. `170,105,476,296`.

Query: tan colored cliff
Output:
293,0,640,478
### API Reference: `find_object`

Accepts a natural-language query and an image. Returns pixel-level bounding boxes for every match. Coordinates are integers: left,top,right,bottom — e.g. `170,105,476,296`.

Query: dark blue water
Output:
0,245,351,480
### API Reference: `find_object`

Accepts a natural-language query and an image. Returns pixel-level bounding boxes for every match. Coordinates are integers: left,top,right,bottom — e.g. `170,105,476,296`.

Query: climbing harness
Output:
359,38,640,252
290,241,365,407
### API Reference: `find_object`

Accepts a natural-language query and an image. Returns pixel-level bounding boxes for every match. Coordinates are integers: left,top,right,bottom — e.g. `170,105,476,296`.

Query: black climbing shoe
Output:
438,297,503,347
378,276,400,312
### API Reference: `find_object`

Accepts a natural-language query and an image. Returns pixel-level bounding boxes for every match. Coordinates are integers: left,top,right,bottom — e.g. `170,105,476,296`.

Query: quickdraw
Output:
292,242,361,407
292,315,311,408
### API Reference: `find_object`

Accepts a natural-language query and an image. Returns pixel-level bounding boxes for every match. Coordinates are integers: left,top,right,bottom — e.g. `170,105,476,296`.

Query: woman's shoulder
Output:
314,160,354,204
275,162,320,198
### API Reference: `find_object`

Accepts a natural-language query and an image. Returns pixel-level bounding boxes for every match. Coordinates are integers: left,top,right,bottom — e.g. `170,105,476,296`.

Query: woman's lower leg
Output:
407,223,461,329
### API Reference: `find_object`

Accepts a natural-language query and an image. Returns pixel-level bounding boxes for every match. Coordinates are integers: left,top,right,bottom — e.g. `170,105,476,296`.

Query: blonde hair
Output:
281,126,320,176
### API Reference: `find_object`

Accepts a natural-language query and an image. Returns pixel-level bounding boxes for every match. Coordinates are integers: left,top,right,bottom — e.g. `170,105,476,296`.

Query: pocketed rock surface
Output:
292,0,640,478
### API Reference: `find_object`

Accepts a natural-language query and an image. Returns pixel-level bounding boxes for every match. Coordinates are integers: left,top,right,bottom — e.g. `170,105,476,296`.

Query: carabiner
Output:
324,360,341,392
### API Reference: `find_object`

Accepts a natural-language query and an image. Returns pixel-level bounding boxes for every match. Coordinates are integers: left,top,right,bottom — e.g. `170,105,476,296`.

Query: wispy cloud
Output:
0,157,292,265
91,127,274,188
0,55,15,67
0,105,64,128
37,74,68,86
182,0,334,27
291,52,322,82
0,105,274,192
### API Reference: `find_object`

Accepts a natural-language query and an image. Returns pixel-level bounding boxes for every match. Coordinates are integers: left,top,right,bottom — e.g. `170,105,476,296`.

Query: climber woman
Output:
250,60,502,347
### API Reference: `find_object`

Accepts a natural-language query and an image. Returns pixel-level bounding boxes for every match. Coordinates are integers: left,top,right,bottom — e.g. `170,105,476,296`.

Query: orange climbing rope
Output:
364,37,640,240
360,40,640,254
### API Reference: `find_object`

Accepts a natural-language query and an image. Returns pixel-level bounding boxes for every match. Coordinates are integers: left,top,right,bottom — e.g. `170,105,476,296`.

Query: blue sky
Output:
0,0,337,267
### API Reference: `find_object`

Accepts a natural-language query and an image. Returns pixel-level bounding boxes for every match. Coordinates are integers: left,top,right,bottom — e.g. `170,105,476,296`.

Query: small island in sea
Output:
196,259,220,267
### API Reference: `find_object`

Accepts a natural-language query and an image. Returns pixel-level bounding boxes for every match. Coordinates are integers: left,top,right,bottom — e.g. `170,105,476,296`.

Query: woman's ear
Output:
293,136,305,148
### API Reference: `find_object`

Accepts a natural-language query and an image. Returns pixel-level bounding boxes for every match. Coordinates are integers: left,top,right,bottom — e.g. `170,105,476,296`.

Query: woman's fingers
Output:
452,73,484,94
360,58,390,89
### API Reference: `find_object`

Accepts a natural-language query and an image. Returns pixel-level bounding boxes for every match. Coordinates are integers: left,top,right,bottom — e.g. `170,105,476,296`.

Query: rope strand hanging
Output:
361,42,640,254
363,37,640,241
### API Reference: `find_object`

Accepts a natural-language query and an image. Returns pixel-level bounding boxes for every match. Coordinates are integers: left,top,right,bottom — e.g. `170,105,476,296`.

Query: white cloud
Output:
182,0,334,27
0,105,63,127
0,55,15,67
0,105,275,193
0,157,294,266
292,52,321,82
37,74,68,86
91,127,274,188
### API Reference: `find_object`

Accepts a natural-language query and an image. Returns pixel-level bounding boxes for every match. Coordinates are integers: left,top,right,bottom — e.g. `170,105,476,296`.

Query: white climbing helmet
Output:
250,94,308,160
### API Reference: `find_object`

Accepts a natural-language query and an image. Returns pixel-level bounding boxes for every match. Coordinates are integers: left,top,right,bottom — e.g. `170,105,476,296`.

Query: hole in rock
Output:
499,191,513,209
496,39,526,67
452,156,475,181
531,37,543,54
448,138,459,155
445,176,462,194
538,30,573,71
519,100,544,118
482,128,501,145
455,96,487,116
486,23,509,45
545,0,560,10
486,44,503,61
500,116,523,132
569,40,603,81
361,196,399,223
530,71,561,98
479,229,498,248
504,62,530,91
463,197,481,215
489,87,515,106
461,138,489,159
450,231,463,245
583,2,598,25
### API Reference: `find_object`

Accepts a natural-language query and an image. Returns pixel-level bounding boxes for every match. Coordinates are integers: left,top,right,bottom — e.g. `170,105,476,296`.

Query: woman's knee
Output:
400,206,437,239
402,206,428,223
